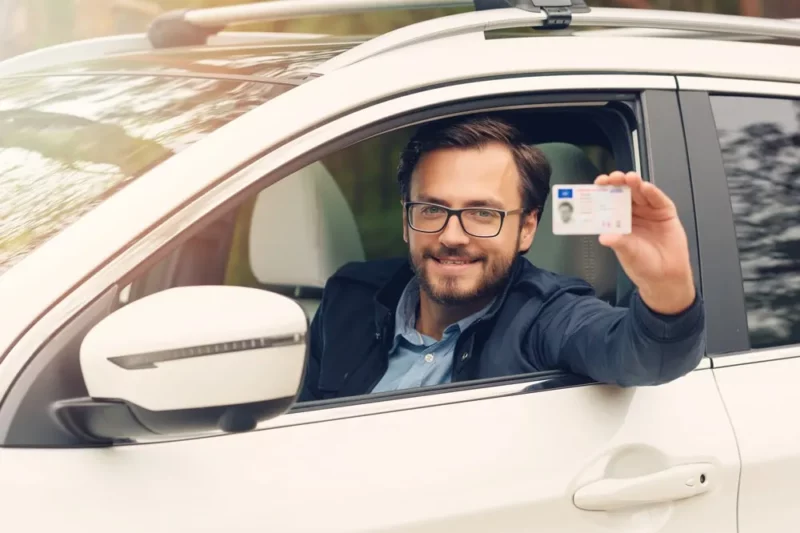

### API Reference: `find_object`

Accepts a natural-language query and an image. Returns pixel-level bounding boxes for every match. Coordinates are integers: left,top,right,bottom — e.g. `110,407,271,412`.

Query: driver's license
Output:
551,184,631,235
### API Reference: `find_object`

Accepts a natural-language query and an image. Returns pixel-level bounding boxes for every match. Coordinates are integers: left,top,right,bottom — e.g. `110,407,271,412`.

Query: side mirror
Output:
52,286,307,444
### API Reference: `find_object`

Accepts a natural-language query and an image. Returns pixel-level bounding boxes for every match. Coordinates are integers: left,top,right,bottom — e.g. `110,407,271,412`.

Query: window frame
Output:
0,74,708,447
677,77,800,363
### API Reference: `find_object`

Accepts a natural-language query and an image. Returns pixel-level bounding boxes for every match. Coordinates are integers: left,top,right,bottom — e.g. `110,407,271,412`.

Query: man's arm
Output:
530,288,705,386
530,170,705,386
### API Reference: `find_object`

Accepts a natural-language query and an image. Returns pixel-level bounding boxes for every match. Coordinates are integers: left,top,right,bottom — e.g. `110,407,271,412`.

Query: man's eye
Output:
469,210,497,219
421,206,443,215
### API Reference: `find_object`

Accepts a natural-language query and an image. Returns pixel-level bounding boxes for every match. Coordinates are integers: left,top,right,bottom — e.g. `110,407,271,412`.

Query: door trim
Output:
678,90,750,356
712,345,800,368
677,76,800,96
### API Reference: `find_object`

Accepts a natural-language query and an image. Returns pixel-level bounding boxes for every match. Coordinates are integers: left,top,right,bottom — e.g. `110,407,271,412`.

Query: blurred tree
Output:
713,97,800,348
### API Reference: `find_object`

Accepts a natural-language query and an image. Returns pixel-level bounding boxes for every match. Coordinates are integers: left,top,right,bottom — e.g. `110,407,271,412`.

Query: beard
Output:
410,236,519,307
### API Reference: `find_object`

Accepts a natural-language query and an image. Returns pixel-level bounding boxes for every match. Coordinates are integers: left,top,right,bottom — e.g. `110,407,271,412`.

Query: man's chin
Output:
424,280,483,306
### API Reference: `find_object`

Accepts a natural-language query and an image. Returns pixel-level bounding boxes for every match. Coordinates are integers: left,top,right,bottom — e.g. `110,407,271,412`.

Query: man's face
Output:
404,142,537,307
559,203,573,223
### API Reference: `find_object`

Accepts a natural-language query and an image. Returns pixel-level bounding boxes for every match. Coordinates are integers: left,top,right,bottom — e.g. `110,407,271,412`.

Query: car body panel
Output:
713,354,800,533
0,370,738,533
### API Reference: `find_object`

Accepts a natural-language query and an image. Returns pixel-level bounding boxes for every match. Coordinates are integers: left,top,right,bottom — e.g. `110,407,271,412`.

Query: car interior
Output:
223,104,638,319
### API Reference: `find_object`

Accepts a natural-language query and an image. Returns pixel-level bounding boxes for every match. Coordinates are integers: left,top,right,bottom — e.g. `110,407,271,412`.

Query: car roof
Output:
9,37,368,82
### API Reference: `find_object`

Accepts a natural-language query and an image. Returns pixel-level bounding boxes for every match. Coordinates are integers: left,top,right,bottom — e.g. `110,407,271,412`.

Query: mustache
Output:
423,247,483,262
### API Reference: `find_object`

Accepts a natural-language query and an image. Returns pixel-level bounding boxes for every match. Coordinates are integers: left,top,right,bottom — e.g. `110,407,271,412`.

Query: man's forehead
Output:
410,144,521,203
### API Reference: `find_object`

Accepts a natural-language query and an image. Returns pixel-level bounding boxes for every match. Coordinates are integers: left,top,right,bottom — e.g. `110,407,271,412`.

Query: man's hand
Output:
595,171,696,315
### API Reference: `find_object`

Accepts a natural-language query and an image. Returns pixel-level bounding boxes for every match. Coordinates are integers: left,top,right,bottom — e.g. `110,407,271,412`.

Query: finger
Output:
595,172,627,186
641,181,675,210
605,171,628,186
624,173,648,206
598,233,623,248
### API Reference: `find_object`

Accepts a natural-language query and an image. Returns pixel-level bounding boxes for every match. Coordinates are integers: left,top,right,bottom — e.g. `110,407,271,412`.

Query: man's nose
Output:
439,214,470,247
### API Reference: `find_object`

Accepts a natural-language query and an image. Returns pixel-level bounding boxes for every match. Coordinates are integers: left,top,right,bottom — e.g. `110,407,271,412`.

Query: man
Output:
558,201,574,223
299,113,705,401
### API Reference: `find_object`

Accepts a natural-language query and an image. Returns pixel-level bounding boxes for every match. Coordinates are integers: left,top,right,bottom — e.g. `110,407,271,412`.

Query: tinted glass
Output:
0,74,287,275
711,95,800,349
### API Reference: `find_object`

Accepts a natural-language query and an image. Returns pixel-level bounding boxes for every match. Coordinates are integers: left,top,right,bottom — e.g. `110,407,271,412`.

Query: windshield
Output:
0,74,289,275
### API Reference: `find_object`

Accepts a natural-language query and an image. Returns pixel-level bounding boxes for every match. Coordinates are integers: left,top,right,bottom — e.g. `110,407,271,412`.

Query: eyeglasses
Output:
405,201,526,238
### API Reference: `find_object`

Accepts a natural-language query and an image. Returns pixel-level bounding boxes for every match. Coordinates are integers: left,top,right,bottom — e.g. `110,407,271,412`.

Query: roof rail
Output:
575,17,800,39
310,6,800,76
147,0,474,48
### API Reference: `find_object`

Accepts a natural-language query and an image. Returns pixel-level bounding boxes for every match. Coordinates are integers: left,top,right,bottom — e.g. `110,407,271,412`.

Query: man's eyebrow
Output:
462,199,505,209
415,194,505,210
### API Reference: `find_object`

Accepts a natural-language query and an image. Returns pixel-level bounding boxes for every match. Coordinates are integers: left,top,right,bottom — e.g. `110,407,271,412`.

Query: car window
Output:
711,94,800,349
0,74,289,276
2,101,641,447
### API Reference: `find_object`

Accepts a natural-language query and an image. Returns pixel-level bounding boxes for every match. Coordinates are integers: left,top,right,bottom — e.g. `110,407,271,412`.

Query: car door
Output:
0,71,740,532
679,76,800,533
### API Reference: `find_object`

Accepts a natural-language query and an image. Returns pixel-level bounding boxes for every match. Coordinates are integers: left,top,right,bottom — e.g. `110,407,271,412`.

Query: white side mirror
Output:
54,286,307,442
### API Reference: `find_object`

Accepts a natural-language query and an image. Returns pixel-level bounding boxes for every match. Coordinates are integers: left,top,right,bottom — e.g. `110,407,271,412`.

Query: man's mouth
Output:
430,256,480,266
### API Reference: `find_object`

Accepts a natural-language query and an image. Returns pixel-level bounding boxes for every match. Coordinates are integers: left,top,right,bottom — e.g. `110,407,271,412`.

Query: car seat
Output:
248,161,366,319
525,142,620,305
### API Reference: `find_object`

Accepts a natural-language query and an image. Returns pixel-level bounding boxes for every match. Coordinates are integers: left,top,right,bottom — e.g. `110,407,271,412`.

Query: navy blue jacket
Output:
299,256,705,401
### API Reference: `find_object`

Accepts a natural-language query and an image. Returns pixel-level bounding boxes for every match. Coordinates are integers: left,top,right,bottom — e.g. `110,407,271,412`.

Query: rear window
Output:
0,74,289,275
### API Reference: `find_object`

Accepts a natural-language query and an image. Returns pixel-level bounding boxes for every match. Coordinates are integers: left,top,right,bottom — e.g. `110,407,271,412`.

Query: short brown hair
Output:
397,113,551,221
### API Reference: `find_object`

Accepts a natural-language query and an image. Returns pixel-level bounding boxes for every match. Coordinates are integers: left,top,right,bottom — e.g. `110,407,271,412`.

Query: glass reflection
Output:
713,96,800,348
0,75,287,275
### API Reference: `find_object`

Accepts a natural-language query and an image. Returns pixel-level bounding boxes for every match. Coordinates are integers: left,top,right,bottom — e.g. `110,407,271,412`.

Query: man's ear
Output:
518,210,538,253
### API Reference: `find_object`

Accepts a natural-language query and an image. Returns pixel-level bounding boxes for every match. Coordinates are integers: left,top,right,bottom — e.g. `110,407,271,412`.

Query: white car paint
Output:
0,370,738,532
81,286,306,411
713,353,800,533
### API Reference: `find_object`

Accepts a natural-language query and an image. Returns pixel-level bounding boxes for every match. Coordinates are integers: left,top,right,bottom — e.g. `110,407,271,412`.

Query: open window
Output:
225,102,639,323
0,92,646,447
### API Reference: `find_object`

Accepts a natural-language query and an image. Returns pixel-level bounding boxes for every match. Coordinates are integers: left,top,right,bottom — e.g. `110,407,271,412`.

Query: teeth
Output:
441,260,466,264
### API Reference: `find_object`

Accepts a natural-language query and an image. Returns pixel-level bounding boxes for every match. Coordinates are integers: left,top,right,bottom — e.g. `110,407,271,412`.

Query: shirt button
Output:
462,352,469,360
424,354,434,363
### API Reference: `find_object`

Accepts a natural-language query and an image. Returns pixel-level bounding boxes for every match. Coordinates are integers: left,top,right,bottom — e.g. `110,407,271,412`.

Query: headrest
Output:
248,162,365,288
526,143,618,302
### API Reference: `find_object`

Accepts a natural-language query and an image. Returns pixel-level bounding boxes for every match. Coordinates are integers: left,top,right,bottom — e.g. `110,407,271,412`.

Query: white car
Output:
0,1,799,531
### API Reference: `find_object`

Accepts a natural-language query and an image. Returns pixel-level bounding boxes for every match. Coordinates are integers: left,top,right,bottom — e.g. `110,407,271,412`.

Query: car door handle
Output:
573,463,715,512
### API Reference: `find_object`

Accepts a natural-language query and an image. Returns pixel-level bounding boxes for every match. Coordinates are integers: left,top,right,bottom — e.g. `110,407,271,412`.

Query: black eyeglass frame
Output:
404,201,529,238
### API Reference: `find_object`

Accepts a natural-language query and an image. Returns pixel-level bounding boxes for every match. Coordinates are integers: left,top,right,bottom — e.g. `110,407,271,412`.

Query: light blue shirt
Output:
371,277,494,393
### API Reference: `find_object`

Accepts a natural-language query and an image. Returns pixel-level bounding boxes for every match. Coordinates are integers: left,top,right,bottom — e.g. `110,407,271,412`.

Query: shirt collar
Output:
393,276,495,347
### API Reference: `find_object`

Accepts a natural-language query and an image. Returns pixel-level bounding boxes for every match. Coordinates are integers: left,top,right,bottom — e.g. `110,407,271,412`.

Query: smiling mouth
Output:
431,257,480,266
